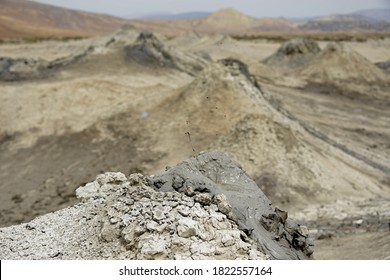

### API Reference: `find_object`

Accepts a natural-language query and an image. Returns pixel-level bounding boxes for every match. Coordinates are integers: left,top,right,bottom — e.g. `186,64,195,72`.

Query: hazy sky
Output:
34,0,390,18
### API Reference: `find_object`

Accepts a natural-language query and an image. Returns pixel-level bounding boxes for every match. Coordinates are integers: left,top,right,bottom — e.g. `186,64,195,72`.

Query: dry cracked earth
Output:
0,27,389,259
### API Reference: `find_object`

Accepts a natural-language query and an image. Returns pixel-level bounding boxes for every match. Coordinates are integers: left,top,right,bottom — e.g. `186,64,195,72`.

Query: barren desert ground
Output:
0,28,389,259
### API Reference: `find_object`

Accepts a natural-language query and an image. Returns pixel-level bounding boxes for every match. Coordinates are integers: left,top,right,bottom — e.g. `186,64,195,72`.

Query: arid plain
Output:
1,1,390,260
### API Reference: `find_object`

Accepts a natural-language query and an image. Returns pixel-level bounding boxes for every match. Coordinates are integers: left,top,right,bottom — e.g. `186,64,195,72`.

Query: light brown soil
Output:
315,232,390,260
0,33,389,259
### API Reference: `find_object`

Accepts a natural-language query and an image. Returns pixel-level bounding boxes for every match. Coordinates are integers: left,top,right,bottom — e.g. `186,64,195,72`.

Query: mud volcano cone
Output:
300,42,387,84
263,38,321,69
124,31,209,75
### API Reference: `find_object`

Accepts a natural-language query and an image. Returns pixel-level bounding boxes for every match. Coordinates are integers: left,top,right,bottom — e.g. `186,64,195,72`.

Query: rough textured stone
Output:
147,150,314,259
177,218,198,238
0,152,315,260
0,172,267,260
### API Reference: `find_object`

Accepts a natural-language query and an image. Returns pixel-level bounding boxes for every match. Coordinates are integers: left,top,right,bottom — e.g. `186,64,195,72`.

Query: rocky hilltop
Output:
0,0,125,39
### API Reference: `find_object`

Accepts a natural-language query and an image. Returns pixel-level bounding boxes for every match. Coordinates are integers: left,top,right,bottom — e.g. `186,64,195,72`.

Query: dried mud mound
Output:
300,42,388,89
144,58,383,210
216,114,322,205
0,47,93,81
0,57,51,81
0,172,266,260
0,151,314,260
143,58,267,162
109,24,142,45
0,29,140,82
263,38,321,69
147,150,314,260
157,58,262,138
125,31,210,75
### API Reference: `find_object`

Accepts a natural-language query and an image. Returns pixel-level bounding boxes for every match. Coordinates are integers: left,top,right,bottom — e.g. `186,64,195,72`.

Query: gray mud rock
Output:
0,57,50,81
263,38,321,69
0,173,266,260
0,47,92,82
376,60,390,73
147,150,314,260
124,31,210,76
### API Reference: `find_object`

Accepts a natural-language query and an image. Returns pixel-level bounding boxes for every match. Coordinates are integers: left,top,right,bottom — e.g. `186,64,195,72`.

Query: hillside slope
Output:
0,0,126,38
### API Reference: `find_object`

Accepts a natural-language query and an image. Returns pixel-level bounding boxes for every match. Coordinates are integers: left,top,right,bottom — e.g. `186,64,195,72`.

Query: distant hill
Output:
311,14,368,22
141,12,210,20
136,8,388,35
299,12,390,32
288,9,390,24
0,0,126,39
201,8,258,28
172,8,298,34
353,8,390,22
125,8,298,36
1,2,389,40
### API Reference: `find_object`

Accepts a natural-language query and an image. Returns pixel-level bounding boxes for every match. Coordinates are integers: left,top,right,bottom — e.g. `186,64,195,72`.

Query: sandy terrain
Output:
0,30,389,259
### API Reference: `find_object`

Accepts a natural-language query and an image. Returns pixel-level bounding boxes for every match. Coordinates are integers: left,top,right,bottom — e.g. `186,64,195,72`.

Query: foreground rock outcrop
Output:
0,171,266,260
148,150,314,260
0,151,313,260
